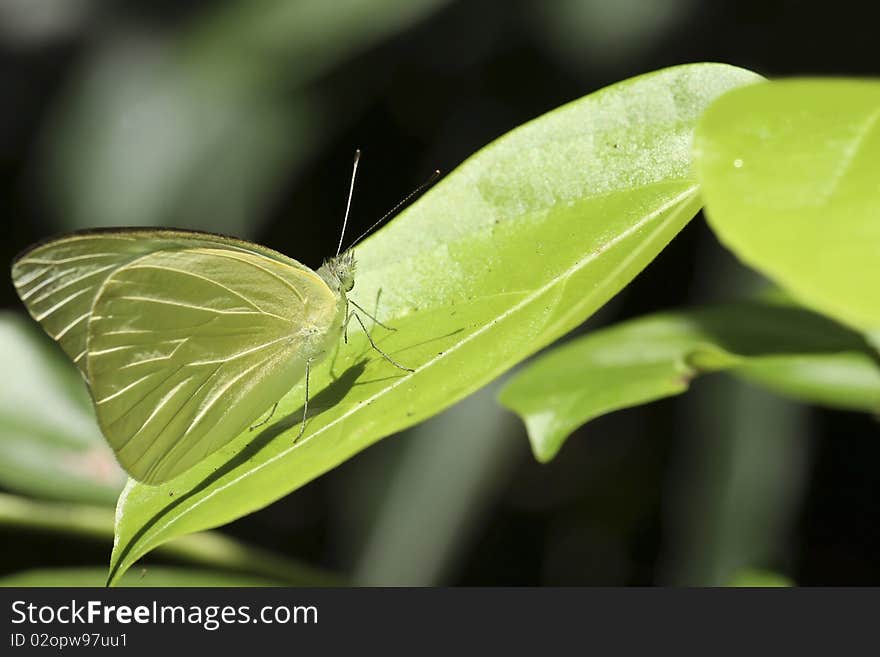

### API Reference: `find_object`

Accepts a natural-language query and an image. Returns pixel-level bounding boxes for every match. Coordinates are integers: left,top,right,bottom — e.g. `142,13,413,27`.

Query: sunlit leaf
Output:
108,63,762,584
694,79,880,333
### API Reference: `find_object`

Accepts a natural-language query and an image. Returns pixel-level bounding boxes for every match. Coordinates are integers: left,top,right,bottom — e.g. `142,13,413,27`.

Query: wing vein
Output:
28,264,118,304
94,372,157,405
103,363,190,428
192,249,307,304
23,253,123,265
125,263,286,320
53,311,90,340
13,265,50,288
130,363,225,479
187,335,290,366
115,295,263,316
116,376,196,450
117,339,189,370
34,287,92,321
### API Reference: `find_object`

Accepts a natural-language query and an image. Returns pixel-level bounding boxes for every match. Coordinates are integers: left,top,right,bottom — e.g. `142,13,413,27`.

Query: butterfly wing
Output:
11,229,308,377
86,247,341,483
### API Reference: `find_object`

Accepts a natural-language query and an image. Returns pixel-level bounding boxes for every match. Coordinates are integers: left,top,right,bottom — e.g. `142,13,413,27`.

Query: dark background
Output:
0,0,877,585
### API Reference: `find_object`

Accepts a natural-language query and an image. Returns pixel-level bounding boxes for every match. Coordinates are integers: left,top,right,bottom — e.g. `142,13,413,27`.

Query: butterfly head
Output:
319,250,356,295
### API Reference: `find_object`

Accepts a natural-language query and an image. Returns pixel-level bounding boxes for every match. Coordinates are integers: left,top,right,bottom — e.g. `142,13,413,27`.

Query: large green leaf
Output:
499,302,880,462
694,79,880,333
108,63,762,584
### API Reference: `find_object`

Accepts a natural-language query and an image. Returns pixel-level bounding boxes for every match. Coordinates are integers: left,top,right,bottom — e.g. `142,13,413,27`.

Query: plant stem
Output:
0,493,343,586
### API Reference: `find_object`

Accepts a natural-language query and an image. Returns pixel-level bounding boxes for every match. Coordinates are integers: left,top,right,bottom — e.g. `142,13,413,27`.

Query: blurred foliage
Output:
663,373,811,585
501,301,880,462
0,0,96,47
43,0,451,236
530,0,697,70
1,0,879,586
353,382,524,585
653,259,811,586
727,568,793,587
0,493,341,585
0,566,280,587
0,313,124,505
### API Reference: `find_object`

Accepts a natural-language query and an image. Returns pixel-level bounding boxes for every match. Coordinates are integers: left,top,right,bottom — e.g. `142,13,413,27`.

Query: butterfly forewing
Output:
86,247,340,483
11,229,306,377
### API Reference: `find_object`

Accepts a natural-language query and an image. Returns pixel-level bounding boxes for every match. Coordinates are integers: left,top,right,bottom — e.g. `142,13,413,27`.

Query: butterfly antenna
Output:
336,149,361,257
346,168,441,251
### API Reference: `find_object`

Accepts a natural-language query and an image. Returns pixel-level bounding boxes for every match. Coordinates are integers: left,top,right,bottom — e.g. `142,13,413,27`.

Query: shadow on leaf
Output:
106,361,366,585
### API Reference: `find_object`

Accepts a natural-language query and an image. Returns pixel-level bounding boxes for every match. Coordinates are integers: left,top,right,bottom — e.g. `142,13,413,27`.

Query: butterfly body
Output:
12,228,355,483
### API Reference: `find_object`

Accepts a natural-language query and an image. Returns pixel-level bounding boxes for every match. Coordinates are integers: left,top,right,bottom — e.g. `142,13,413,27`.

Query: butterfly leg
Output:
294,359,312,443
249,401,279,431
349,298,396,332
351,312,414,372
344,310,357,344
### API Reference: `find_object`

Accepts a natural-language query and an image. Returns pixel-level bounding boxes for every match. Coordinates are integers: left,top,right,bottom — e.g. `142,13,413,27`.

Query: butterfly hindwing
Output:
87,246,341,483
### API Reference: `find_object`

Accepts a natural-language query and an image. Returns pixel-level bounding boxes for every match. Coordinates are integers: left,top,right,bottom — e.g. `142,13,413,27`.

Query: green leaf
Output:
0,313,125,505
108,63,762,584
0,567,280,587
498,303,880,462
694,79,880,333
